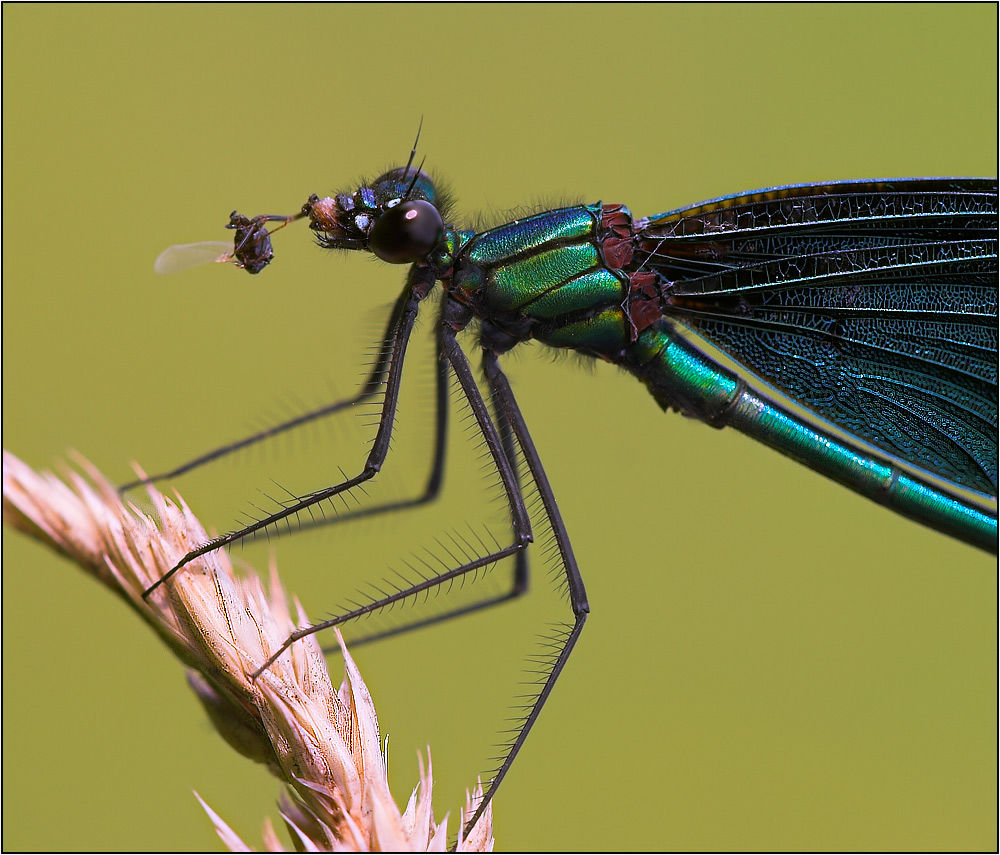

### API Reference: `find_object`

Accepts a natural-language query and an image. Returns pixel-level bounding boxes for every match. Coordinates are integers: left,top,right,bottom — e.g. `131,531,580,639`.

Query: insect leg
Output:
296,313,450,537
251,322,533,677
118,287,412,495
321,326,532,654
495,377,530,595
142,271,433,599
460,348,590,840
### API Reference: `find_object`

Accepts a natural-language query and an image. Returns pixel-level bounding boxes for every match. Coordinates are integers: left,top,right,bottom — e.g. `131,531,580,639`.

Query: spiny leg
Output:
251,320,533,678
297,314,450,538
495,368,530,597
118,288,412,495
128,291,453,548
460,347,590,841
142,270,433,600
321,325,532,655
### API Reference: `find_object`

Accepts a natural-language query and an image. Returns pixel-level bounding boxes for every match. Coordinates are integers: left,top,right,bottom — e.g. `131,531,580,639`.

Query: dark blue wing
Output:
637,178,998,498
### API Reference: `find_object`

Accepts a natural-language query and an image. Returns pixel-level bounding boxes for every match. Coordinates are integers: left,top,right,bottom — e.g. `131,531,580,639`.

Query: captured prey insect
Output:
132,154,999,836
153,210,296,275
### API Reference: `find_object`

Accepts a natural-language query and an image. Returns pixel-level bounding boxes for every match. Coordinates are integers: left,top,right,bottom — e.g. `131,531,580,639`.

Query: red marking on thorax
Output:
602,204,662,342
601,204,633,237
600,204,635,270
626,271,661,341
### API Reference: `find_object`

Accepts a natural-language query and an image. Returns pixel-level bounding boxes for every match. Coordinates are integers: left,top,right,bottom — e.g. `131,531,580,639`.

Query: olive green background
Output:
3,4,996,852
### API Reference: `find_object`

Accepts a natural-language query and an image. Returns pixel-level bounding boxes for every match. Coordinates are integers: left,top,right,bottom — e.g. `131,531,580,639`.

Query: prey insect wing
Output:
153,241,234,275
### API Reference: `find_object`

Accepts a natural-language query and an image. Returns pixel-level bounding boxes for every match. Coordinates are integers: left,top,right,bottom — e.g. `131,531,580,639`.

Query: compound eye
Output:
368,200,443,264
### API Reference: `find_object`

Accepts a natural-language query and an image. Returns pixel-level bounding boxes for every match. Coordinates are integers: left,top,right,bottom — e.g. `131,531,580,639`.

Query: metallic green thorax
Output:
452,204,634,357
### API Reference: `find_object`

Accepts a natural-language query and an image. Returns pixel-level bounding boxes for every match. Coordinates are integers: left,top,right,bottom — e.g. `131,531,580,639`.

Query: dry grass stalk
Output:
2,450,494,852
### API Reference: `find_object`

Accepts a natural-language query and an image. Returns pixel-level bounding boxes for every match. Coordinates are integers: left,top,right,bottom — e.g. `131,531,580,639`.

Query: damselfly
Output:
135,140,998,836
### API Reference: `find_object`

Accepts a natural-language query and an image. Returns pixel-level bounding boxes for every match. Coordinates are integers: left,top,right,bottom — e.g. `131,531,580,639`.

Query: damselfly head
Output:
309,167,444,264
